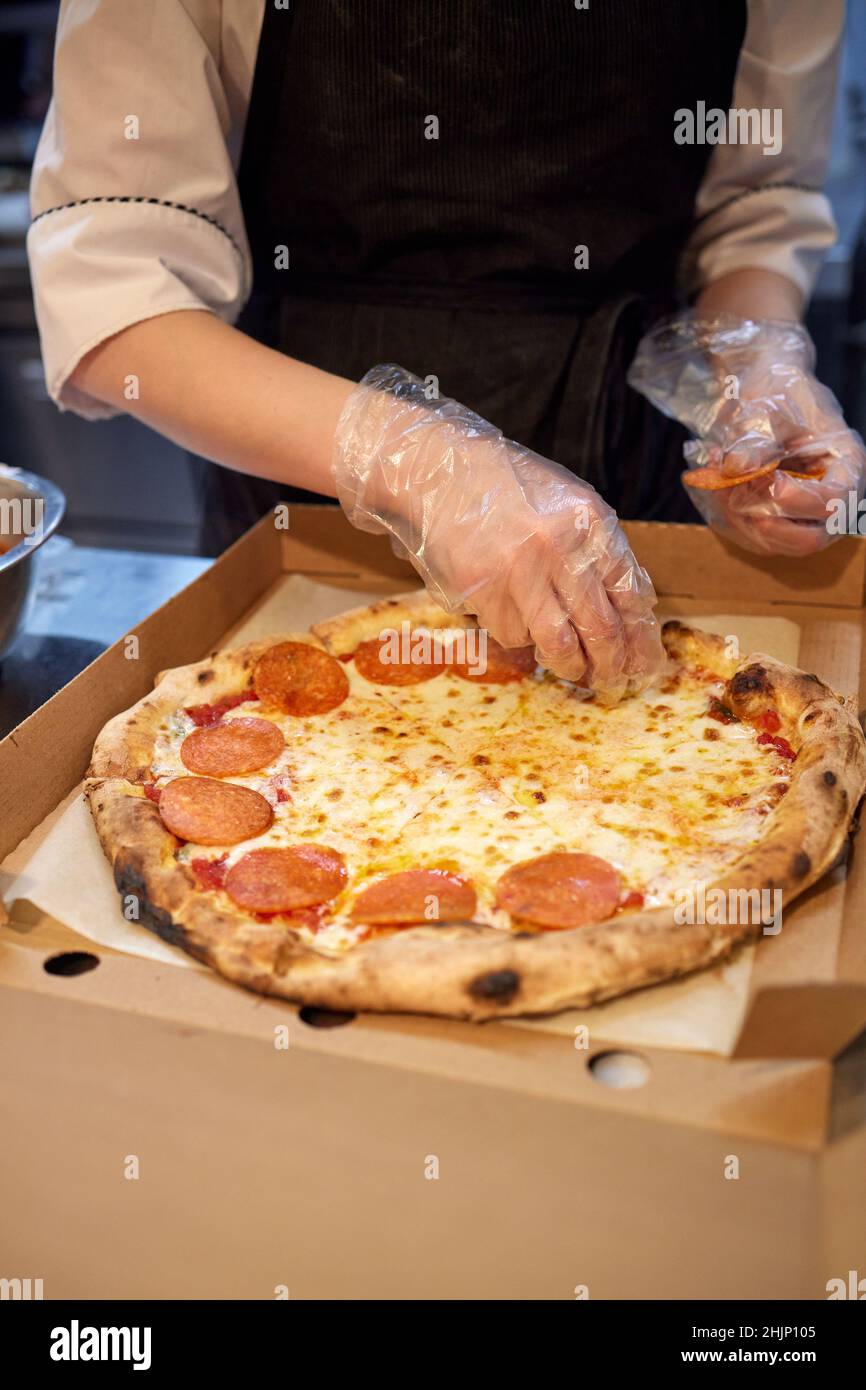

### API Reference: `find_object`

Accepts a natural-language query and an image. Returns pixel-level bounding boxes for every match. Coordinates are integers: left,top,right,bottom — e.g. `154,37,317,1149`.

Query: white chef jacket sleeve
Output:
681,0,845,305
27,0,253,420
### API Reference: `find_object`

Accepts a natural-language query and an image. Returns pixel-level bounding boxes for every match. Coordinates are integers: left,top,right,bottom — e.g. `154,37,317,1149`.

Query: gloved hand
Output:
331,363,664,700
628,313,866,556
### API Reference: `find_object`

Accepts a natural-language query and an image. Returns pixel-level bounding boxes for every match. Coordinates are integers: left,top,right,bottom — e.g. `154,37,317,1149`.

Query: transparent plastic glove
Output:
331,364,664,700
628,313,866,556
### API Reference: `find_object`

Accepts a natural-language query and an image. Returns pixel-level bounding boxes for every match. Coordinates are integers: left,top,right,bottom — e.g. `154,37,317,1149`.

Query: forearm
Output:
70,310,355,495
694,268,804,322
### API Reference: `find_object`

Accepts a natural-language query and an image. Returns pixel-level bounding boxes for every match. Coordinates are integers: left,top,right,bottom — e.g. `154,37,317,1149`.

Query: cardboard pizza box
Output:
1,508,865,1300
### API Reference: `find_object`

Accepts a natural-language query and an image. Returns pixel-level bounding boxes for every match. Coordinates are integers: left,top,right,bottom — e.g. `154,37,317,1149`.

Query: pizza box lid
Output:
1,509,866,1138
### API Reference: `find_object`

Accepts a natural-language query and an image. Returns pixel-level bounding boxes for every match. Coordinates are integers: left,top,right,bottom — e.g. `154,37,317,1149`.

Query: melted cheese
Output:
152,654,793,953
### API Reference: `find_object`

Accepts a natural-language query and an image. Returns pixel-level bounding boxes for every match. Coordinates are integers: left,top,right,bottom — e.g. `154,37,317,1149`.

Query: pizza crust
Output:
84,612,866,1021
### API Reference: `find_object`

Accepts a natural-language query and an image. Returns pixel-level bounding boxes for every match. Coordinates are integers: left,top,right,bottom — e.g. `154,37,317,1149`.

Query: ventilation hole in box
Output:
588,1050,650,1089
43,951,100,978
298,1005,356,1029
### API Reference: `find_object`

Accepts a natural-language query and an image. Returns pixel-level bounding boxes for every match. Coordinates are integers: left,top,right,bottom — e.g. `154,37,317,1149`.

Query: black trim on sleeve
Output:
697,181,822,225
29,196,244,260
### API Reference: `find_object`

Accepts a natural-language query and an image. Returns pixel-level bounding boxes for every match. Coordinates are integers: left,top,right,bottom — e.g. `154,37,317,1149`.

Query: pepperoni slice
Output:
349,868,476,925
159,777,273,846
778,446,832,481
495,852,621,929
253,642,349,716
682,457,780,491
452,635,536,684
225,845,348,912
180,716,285,777
353,634,445,686
781,462,829,481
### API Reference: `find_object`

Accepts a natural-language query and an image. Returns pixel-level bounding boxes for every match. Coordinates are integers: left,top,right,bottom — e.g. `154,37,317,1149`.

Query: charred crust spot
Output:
298,1006,356,1027
96,802,104,812
823,769,838,787
197,669,215,685
791,850,811,879
731,666,771,698
662,620,684,634
112,858,192,952
803,711,819,723
468,969,520,1004
472,754,490,766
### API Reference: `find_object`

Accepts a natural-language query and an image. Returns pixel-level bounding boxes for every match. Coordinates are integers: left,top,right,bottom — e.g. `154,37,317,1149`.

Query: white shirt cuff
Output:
27,198,250,419
680,185,837,303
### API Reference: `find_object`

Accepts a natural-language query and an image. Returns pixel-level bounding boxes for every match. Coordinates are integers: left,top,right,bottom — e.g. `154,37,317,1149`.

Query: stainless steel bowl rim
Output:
0,466,66,576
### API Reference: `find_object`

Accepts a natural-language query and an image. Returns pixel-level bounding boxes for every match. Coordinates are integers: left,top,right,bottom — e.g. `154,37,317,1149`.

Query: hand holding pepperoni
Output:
629,314,866,556
331,365,665,701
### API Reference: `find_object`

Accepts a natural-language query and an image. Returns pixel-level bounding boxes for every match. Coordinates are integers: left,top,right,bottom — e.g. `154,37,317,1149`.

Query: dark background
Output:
2,0,866,556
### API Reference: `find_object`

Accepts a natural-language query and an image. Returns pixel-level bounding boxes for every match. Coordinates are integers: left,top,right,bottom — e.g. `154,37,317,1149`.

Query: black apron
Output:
199,0,746,554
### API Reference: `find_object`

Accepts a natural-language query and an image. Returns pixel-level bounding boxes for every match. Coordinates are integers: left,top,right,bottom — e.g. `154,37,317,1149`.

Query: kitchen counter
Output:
0,537,210,739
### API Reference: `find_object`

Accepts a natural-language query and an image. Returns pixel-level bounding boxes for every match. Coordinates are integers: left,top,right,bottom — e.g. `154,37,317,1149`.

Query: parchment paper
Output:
0,578,800,1055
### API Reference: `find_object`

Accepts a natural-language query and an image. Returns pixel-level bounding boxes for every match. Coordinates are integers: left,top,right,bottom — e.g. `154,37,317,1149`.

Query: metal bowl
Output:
0,466,66,661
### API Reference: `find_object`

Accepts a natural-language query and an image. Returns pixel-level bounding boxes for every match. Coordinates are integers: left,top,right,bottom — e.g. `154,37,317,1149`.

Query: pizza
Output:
85,593,866,1020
